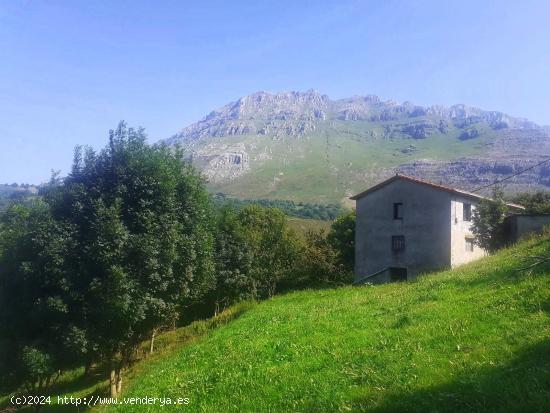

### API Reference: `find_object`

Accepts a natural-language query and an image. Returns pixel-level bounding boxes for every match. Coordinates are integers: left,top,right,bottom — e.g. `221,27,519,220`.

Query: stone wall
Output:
505,214,550,242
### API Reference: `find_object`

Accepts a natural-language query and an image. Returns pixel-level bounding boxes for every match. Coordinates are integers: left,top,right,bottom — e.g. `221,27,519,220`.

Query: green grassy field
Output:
287,217,332,235
104,234,549,412
3,234,549,412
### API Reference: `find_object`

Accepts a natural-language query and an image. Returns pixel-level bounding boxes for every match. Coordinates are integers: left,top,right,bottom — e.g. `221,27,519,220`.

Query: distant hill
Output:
164,90,550,203
0,184,39,210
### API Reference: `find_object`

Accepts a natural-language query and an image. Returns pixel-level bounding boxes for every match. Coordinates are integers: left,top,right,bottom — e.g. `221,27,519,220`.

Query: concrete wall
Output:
355,179,452,282
506,214,550,242
450,197,486,267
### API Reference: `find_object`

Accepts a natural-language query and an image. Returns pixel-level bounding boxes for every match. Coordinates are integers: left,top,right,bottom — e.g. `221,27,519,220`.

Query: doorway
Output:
389,267,407,282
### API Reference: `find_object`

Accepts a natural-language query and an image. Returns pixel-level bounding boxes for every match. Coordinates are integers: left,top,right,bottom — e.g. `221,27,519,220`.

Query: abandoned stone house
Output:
351,174,527,284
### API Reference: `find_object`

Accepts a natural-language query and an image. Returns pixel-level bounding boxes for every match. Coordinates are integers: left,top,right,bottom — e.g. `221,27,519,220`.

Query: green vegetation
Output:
511,191,550,214
0,123,353,405
0,184,37,211
0,123,216,397
103,233,550,413
204,119,496,203
207,205,299,314
287,217,331,235
213,193,345,220
327,211,355,272
472,187,509,252
0,302,255,413
3,121,548,412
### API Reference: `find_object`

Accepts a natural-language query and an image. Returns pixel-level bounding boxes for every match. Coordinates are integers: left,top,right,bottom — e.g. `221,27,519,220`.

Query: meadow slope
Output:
102,233,550,413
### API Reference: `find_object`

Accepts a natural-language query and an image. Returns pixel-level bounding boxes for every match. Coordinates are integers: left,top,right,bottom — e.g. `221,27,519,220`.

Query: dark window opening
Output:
465,237,475,252
463,203,472,221
391,235,405,252
393,202,403,220
389,267,408,282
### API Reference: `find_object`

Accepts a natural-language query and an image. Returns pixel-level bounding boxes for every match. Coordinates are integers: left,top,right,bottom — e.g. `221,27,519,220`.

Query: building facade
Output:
351,174,522,284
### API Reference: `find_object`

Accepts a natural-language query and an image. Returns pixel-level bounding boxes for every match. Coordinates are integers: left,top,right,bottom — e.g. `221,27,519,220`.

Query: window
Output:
392,235,405,252
393,203,403,220
465,237,475,252
463,203,472,221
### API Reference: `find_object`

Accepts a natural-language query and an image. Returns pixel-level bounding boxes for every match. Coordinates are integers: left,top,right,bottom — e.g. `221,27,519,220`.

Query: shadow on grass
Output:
354,339,550,413
2,302,255,413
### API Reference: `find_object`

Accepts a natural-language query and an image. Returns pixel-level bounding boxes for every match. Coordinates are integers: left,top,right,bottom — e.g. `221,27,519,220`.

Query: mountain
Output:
163,90,550,204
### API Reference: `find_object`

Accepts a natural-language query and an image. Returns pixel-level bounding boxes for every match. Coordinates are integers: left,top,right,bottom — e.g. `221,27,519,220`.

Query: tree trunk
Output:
149,330,156,354
110,368,117,398
116,368,122,395
84,359,92,376
214,301,220,317
268,281,276,298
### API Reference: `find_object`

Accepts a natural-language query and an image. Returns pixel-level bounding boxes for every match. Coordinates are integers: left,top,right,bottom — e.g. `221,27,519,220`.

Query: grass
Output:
0,302,255,412
287,217,332,235
100,233,549,412
3,235,549,412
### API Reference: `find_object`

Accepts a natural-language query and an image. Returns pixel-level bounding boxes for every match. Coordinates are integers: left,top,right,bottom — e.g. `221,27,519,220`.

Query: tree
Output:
291,229,351,288
327,211,355,273
510,191,550,214
237,205,299,299
471,187,509,253
0,202,85,396
40,122,215,396
209,206,255,315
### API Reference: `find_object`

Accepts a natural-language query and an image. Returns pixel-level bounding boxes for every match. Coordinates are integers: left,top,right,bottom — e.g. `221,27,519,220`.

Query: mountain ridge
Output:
162,90,550,203
167,89,538,143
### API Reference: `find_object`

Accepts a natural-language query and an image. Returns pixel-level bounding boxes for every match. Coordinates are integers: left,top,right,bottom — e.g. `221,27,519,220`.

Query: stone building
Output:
504,214,550,243
351,174,524,284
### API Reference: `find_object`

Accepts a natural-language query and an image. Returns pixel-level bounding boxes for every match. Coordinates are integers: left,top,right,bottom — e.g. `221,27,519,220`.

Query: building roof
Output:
349,173,525,209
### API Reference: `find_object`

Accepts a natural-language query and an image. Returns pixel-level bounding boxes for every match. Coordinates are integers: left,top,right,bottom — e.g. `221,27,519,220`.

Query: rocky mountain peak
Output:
161,90,549,201
166,90,540,144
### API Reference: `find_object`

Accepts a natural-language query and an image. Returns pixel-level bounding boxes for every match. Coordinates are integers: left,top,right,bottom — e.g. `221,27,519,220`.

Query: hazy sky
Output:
1,0,549,183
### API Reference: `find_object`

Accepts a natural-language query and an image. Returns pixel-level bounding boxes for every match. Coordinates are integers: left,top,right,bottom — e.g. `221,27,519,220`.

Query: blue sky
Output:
1,0,549,183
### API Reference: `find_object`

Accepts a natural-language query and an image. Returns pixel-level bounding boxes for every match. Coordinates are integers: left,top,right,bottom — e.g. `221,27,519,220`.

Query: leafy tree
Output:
0,202,84,394
207,205,304,314
212,193,346,221
327,211,355,273
291,229,352,288
472,187,509,253
40,122,215,396
510,191,550,214
209,206,255,314
237,205,299,298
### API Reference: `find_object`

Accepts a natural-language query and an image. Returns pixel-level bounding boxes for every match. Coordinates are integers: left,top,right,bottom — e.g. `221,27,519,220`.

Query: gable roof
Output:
350,173,525,209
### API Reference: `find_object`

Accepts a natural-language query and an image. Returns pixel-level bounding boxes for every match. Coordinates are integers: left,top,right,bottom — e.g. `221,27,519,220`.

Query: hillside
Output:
97,233,550,413
164,91,550,203
0,184,38,211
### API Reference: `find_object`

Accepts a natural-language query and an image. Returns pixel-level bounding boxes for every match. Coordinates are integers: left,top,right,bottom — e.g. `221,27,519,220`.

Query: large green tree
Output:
209,206,255,315
327,211,355,273
0,201,85,394
209,205,300,310
38,122,214,396
237,205,299,299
